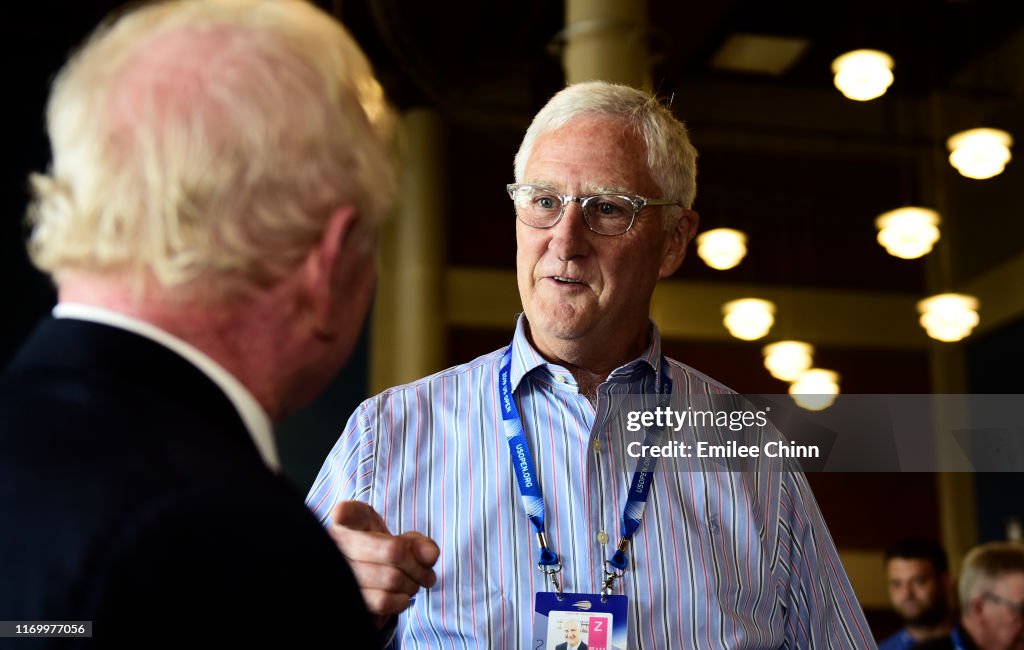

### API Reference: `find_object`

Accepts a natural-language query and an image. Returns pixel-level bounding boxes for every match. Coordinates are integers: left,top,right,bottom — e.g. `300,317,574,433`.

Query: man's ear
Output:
303,206,360,340
659,209,699,279
966,593,987,617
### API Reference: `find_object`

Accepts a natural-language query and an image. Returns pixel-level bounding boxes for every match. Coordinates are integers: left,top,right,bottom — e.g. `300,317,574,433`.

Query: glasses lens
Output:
583,195,635,235
988,593,1024,617
512,186,563,228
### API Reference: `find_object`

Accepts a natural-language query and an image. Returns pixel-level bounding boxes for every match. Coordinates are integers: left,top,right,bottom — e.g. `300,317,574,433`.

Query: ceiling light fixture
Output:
946,128,1013,180
696,228,748,270
875,207,941,259
722,298,776,341
762,341,815,382
831,49,894,101
789,369,840,411
917,293,980,342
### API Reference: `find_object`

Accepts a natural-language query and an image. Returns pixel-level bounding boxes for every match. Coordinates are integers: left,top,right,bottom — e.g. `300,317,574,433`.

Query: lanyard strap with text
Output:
498,346,672,597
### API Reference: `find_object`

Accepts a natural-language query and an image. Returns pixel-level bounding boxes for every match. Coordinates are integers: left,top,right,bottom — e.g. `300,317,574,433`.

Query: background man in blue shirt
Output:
880,539,953,649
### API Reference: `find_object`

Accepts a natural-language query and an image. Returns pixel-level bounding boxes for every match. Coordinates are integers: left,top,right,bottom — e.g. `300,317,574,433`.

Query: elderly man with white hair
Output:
309,81,873,648
0,0,401,645
917,543,1024,650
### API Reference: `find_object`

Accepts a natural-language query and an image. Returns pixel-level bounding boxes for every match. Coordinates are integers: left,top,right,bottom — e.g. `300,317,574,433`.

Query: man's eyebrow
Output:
590,184,633,195
518,180,556,191
522,181,635,195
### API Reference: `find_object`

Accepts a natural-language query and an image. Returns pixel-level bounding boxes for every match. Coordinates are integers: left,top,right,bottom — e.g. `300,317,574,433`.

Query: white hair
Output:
514,81,697,223
958,542,1024,606
28,0,396,298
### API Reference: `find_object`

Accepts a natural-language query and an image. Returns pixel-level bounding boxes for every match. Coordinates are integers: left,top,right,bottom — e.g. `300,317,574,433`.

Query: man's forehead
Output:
521,114,657,197
887,557,940,576
530,116,642,154
993,571,1024,593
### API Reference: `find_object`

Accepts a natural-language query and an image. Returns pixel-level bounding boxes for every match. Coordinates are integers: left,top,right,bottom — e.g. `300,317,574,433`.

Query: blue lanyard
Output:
498,346,672,594
498,346,559,567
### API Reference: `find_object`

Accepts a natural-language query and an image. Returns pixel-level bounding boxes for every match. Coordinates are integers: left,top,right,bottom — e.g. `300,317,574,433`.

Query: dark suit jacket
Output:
555,641,588,650
0,318,377,648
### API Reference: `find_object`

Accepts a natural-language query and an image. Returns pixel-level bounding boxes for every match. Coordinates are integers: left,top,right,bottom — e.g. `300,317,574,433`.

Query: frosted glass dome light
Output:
696,228,748,270
789,369,840,411
875,207,941,259
763,341,815,382
831,49,894,101
917,293,980,342
947,128,1012,180
722,298,776,341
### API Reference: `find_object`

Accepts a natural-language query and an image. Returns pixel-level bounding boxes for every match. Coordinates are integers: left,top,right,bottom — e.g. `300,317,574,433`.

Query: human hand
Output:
329,500,439,628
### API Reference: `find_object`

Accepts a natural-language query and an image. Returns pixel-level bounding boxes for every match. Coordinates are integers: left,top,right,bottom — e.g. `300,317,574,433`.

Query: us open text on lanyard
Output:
498,346,672,600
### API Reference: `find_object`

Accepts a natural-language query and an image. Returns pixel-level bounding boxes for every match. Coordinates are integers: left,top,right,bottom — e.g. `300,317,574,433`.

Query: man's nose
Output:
547,200,591,260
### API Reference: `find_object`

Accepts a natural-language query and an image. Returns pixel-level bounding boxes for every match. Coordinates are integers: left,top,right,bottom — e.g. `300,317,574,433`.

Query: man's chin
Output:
894,604,922,619
903,608,945,627
533,325,586,343
525,307,590,339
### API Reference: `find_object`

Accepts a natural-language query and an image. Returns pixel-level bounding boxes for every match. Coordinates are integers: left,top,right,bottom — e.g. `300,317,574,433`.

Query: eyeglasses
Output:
506,183,681,236
984,592,1024,617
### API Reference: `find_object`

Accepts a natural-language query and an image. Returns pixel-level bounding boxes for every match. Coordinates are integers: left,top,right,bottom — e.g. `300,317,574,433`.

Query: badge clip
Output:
538,561,564,599
600,561,625,601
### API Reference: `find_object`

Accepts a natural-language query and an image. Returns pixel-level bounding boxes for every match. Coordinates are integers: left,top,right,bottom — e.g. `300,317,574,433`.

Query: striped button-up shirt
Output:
307,316,874,649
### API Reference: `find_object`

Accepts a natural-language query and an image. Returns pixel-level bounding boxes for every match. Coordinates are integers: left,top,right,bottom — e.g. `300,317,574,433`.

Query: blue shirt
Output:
307,316,874,649
879,628,915,650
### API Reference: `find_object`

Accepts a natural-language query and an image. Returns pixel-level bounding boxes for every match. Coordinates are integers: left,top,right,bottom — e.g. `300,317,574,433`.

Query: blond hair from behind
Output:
29,0,396,299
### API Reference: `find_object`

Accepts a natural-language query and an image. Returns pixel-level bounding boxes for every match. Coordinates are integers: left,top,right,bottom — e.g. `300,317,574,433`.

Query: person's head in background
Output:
885,538,952,640
959,542,1024,650
27,0,395,418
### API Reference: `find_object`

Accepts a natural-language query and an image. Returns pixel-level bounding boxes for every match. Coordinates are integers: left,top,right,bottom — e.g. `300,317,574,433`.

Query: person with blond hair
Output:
0,0,403,645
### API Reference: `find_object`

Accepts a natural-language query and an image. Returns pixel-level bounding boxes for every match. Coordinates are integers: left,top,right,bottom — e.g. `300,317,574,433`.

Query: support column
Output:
917,97,976,568
371,108,447,393
562,0,650,90
931,339,976,569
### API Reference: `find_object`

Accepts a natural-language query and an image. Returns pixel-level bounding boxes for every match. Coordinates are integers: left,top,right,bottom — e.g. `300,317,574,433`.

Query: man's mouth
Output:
551,276,584,285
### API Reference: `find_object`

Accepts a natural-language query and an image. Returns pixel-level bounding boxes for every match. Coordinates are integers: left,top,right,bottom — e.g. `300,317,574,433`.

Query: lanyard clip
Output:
600,561,625,601
536,532,563,598
601,536,631,601
538,561,564,598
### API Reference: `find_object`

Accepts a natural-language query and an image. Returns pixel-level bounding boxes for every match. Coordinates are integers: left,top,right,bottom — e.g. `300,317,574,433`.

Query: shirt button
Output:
554,375,566,384
592,440,601,452
597,531,609,545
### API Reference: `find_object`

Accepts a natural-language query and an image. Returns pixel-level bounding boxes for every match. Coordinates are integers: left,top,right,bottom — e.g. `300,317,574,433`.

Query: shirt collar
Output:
53,302,279,472
508,313,665,392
